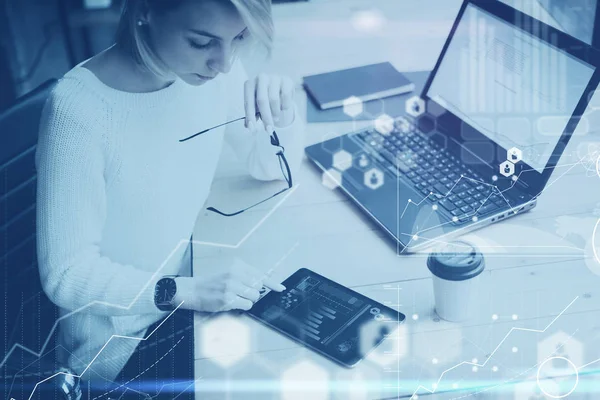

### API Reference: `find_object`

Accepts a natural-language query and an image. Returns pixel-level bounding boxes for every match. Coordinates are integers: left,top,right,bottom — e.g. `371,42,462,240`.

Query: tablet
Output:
247,268,406,368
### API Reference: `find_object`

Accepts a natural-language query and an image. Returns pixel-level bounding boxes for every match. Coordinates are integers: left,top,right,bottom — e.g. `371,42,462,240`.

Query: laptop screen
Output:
536,0,597,46
426,3,595,173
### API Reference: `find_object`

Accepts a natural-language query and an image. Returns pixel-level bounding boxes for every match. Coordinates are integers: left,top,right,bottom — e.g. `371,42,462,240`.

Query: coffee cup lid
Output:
427,241,484,281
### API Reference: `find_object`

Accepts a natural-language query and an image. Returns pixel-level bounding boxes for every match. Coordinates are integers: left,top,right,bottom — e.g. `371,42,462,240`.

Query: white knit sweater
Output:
35,60,303,382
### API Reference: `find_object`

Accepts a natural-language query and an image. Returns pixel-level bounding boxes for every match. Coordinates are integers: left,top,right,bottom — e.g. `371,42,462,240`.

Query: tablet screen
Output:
248,268,405,367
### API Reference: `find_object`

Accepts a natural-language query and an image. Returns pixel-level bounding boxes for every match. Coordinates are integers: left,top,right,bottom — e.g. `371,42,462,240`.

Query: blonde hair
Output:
115,0,273,78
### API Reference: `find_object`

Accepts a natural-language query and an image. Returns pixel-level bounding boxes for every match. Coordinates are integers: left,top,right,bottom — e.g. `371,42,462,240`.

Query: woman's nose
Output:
208,46,236,74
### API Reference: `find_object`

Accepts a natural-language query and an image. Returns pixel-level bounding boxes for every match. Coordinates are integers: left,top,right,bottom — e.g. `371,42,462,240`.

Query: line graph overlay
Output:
396,155,592,254
1,184,299,399
396,157,585,255
26,302,184,400
441,330,581,400
91,335,185,400
190,184,299,249
402,296,579,399
578,357,600,370
23,239,298,399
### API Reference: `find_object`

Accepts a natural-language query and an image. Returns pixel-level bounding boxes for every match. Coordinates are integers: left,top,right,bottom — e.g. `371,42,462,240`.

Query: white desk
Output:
191,1,600,399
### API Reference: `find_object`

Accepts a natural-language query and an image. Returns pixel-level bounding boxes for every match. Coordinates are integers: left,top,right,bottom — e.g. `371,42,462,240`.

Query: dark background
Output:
0,0,126,110
0,0,307,111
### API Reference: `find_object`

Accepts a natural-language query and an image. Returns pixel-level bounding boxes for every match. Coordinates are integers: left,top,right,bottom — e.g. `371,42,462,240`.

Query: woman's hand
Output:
244,74,296,133
173,259,285,312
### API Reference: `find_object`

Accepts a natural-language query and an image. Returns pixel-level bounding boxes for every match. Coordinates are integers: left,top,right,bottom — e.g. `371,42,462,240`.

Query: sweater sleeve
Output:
224,61,304,181
36,88,165,317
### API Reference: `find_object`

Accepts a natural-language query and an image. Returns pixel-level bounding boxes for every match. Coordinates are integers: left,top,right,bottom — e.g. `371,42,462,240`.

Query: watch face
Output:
155,278,177,305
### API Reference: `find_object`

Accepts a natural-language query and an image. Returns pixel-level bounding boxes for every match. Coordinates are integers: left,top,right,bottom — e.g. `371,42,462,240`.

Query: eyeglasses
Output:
179,116,293,217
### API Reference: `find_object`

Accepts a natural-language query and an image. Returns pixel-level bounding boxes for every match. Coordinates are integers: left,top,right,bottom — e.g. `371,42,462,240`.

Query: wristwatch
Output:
154,275,179,311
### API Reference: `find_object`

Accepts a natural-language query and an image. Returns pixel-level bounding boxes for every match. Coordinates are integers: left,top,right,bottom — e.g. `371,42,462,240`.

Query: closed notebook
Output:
303,62,415,110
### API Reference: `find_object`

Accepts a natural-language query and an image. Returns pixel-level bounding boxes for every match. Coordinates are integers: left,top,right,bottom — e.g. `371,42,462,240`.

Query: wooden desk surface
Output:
192,1,600,399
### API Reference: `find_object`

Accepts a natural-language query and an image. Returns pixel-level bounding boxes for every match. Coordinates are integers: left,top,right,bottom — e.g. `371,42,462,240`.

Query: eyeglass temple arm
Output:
179,112,265,143
206,186,289,217
279,151,292,187
179,116,246,142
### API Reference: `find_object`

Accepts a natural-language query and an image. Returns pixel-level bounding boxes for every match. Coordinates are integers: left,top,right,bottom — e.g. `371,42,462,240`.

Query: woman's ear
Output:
137,0,151,25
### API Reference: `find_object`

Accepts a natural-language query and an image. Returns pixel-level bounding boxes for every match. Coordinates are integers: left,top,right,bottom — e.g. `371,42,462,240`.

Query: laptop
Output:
536,0,600,47
305,0,600,253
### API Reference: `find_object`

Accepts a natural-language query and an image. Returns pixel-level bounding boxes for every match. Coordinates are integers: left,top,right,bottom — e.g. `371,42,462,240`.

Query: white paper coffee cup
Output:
427,241,485,322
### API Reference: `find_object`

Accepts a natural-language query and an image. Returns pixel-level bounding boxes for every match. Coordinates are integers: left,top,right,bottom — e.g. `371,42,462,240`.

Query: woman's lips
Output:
194,73,215,80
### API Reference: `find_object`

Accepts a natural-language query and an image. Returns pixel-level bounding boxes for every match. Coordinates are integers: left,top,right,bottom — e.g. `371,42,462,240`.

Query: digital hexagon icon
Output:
395,116,412,134
513,379,545,400
427,99,446,118
374,113,395,136
499,160,515,177
354,152,371,170
364,167,384,190
281,359,329,400
406,95,425,118
343,96,363,118
200,314,251,368
417,114,435,134
507,147,523,163
322,168,342,190
333,150,353,172
336,365,382,400
537,331,583,374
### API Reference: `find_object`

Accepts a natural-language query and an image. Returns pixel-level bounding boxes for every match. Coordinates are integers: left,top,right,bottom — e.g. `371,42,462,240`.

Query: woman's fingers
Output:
280,77,294,111
263,276,286,292
228,280,261,302
238,269,285,293
238,272,265,290
256,74,275,133
227,295,253,311
244,79,257,130
268,75,282,120
244,74,295,131
231,259,286,295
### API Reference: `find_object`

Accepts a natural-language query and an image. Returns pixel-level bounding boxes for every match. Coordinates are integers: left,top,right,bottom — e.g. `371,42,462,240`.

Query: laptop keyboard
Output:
353,119,511,222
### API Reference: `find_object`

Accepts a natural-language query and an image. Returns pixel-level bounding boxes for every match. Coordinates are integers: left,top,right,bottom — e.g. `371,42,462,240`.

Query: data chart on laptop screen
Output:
427,3,595,173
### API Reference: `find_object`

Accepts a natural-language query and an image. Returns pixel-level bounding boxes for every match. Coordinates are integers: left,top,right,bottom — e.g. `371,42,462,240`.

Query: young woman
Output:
36,0,303,397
